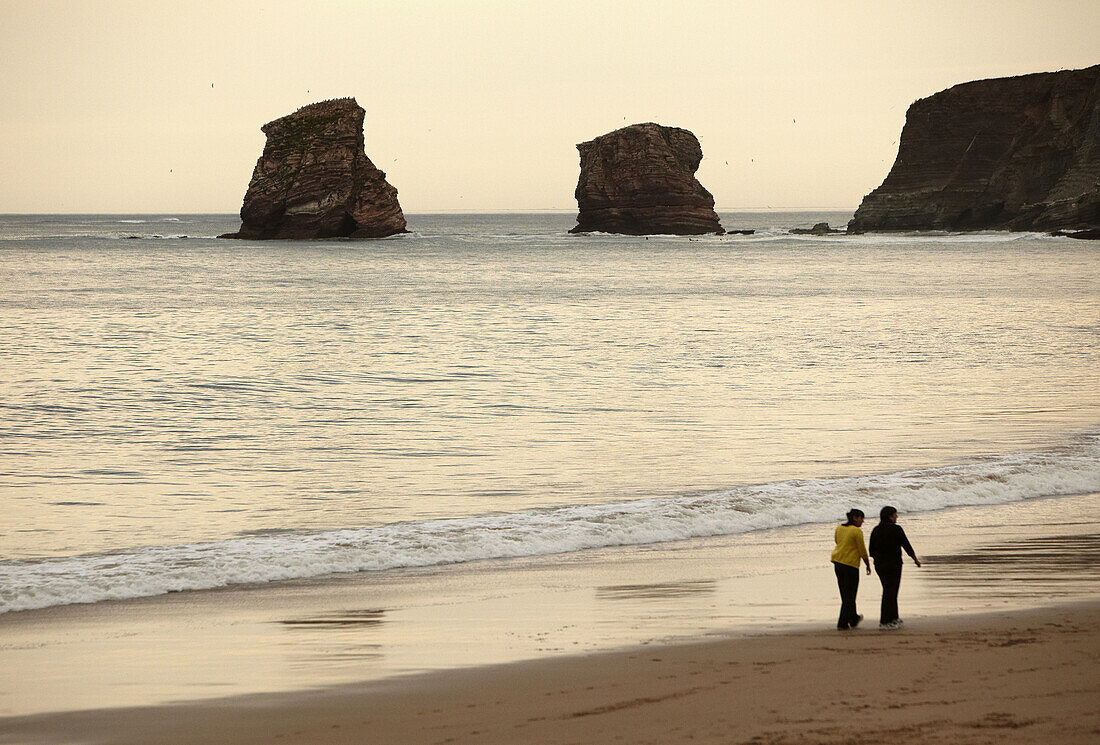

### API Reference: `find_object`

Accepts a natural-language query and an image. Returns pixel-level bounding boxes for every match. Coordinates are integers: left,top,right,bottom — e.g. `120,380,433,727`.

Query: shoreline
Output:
3,600,1098,744
0,493,1097,725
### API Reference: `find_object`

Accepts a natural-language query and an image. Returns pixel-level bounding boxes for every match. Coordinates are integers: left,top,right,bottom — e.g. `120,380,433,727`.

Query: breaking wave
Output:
2,432,1097,614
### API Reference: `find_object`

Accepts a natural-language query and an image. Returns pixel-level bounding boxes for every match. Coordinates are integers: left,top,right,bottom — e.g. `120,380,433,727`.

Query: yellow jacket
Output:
831,524,869,568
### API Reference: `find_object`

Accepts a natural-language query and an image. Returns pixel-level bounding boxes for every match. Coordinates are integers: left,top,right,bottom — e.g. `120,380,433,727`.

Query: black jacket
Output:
869,522,916,566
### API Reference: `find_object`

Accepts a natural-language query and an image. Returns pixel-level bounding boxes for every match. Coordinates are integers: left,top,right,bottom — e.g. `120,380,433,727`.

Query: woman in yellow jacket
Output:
831,508,871,629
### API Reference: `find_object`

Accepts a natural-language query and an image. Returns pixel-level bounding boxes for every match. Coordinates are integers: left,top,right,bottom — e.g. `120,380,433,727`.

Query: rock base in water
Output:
1051,228,1100,240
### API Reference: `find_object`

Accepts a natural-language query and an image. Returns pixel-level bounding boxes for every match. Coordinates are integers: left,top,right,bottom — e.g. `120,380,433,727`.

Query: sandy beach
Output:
3,602,1097,745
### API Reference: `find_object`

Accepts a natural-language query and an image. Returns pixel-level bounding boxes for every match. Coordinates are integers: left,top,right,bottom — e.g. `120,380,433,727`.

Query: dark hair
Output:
880,505,898,521
844,508,864,525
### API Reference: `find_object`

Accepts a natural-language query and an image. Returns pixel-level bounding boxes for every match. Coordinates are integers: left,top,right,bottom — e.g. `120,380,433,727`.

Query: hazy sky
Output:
1,1,1097,213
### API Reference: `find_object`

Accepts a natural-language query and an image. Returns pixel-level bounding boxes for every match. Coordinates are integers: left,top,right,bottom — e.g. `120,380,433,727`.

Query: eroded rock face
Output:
570,123,724,235
221,98,407,240
849,66,1100,233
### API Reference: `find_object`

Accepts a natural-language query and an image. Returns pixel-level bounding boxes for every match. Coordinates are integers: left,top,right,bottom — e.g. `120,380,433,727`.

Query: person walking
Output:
831,508,871,630
869,505,921,629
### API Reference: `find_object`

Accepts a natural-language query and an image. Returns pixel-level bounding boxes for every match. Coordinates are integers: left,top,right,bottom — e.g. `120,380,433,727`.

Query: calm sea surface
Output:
1,212,1098,612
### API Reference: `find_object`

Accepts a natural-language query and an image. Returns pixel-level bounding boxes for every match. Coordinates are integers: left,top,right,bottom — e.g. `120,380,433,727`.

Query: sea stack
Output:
570,123,724,235
849,65,1100,233
220,98,407,240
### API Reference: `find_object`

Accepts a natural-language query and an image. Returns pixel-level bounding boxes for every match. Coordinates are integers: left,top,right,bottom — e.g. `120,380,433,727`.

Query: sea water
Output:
1,212,1098,613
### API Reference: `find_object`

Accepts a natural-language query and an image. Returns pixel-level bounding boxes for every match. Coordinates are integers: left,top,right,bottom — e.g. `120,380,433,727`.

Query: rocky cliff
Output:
570,123,724,235
849,65,1100,233
221,98,407,240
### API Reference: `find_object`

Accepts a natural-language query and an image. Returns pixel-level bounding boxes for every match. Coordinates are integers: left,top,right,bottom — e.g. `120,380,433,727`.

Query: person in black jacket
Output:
868,506,921,629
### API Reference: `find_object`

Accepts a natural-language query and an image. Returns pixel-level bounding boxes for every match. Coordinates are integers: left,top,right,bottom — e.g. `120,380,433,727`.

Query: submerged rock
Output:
790,222,843,235
849,65,1100,233
1051,228,1100,240
220,98,407,240
570,123,724,235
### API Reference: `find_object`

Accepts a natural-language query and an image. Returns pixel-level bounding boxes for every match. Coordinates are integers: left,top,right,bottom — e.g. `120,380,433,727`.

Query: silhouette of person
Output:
869,505,921,629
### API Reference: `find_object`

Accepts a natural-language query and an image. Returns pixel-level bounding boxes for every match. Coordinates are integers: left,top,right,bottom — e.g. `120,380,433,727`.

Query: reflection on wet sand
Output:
279,609,387,628
922,533,1100,598
596,581,716,600
278,609,387,671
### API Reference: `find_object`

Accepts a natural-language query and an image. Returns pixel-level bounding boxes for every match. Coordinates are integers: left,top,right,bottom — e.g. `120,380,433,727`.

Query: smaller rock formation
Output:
570,123,724,235
221,98,407,240
790,222,843,235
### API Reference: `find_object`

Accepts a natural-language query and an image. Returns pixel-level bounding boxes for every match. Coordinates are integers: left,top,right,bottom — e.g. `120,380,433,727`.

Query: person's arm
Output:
898,526,921,567
859,529,872,574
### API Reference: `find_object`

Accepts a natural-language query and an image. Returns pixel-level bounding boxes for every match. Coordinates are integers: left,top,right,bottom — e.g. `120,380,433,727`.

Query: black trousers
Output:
834,562,860,628
875,563,902,625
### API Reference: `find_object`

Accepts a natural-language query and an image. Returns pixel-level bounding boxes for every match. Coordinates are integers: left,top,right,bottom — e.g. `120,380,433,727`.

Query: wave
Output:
2,433,1097,614
449,229,1056,244
769,230,1053,244
2,233,212,241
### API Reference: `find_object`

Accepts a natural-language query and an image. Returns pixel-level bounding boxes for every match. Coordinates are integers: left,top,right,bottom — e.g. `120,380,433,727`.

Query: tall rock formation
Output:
221,98,407,240
570,123,724,235
849,66,1100,233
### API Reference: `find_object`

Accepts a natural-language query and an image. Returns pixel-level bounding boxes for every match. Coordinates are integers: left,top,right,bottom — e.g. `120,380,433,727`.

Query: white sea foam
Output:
722,230,1051,244
557,229,1052,244
2,433,1097,614
9,233,206,241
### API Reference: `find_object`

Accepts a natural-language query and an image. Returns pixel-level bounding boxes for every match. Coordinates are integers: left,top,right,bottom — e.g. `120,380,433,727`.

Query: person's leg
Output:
850,567,861,626
878,564,901,625
835,563,859,628
876,564,888,625
835,563,849,628
887,565,902,622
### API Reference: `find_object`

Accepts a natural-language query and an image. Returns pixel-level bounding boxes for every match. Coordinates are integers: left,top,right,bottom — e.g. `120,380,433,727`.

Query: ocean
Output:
1,211,1098,615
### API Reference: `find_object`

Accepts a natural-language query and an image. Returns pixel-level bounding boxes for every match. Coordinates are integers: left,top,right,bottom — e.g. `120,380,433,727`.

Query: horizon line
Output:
0,207,858,216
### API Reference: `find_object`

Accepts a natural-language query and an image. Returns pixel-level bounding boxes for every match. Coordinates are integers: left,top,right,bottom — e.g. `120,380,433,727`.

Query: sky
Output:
1,0,1097,213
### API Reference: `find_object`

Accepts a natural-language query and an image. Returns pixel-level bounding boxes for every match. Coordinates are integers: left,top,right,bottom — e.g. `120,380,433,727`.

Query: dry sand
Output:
3,602,1097,745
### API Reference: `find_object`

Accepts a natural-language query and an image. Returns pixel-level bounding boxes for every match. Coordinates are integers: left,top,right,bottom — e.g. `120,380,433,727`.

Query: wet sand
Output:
3,602,1098,744
1,493,1098,743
